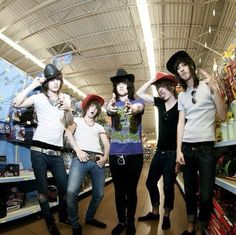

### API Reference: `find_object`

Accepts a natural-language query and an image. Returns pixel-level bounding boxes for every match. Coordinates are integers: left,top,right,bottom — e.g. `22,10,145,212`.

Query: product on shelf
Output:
0,164,19,177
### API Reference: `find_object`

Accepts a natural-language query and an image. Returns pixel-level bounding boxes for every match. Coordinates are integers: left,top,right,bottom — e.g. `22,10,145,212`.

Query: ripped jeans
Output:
31,150,68,226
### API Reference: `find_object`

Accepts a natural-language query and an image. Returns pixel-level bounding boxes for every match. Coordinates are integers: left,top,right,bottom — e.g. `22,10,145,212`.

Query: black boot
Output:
48,223,61,235
72,224,82,235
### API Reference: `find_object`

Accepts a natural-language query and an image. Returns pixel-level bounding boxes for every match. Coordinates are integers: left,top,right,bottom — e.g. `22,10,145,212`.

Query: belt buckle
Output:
46,149,54,155
117,155,125,165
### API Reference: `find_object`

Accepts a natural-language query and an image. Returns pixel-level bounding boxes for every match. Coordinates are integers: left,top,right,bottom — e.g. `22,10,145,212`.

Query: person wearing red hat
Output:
65,94,110,235
167,51,227,235
107,68,145,235
136,72,179,230
13,64,74,235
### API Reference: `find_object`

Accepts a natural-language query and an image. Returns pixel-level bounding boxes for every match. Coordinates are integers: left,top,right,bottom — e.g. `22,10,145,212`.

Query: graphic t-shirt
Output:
109,98,144,155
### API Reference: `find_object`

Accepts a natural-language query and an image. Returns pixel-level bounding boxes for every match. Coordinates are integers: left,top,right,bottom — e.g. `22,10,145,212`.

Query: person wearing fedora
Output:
65,94,110,235
166,51,227,235
136,72,179,230
13,64,73,235
107,68,145,235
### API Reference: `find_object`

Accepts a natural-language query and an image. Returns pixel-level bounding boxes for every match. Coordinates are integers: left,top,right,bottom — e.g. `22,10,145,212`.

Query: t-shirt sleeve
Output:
178,92,185,111
154,97,162,108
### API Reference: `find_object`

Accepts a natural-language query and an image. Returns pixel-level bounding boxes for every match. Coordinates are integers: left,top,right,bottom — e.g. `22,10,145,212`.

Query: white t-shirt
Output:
32,93,70,147
73,117,106,154
178,81,216,143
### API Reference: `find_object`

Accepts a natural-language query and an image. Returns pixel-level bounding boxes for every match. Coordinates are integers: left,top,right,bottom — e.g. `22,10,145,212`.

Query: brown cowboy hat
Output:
166,51,196,74
44,64,62,80
151,72,177,85
81,94,105,110
110,68,135,83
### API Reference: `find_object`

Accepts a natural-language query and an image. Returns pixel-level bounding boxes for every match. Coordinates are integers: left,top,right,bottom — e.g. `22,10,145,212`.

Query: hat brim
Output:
110,74,135,83
45,70,62,80
151,76,177,86
81,94,105,110
166,51,196,74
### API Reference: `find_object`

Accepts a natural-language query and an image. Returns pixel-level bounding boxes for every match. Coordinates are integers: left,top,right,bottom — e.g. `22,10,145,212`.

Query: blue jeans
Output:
31,150,68,225
146,150,176,210
67,158,105,229
182,144,216,230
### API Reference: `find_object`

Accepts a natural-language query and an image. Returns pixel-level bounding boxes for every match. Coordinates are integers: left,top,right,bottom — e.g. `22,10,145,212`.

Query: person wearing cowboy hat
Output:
13,64,73,235
107,68,145,235
136,72,179,230
167,51,227,235
65,94,110,235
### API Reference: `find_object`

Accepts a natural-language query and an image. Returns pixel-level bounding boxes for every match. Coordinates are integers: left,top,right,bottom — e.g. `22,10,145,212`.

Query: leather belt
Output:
31,146,61,156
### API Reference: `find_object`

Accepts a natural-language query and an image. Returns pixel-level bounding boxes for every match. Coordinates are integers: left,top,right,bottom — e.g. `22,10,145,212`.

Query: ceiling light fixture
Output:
136,0,159,140
0,32,85,97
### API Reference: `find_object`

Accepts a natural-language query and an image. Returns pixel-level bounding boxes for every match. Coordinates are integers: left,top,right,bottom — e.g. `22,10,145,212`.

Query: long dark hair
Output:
82,100,102,118
41,73,63,95
112,78,135,100
174,58,199,91
155,80,178,99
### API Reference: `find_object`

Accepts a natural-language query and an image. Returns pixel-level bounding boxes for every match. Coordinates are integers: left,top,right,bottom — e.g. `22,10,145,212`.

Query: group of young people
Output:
13,50,227,235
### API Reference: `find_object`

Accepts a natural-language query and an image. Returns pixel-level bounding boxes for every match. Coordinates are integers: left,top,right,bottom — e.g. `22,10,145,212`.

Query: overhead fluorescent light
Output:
0,32,85,97
136,0,159,140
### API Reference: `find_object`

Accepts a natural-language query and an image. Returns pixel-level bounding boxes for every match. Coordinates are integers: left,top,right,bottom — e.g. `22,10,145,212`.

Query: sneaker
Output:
162,216,170,230
138,212,160,221
126,223,136,235
181,230,196,235
48,223,61,235
85,218,107,228
72,224,82,235
112,223,126,235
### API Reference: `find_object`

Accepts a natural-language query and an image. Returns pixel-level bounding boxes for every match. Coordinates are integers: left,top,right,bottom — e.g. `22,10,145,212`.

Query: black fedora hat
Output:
166,51,196,74
110,68,135,83
44,64,62,80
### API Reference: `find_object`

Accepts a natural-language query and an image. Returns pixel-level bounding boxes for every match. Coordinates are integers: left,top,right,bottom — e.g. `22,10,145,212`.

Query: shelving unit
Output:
0,166,112,224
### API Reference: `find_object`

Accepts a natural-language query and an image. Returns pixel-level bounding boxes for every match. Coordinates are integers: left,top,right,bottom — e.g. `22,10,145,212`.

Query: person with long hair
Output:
65,94,110,235
13,64,74,235
166,51,227,235
136,72,178,230
107,68,145,235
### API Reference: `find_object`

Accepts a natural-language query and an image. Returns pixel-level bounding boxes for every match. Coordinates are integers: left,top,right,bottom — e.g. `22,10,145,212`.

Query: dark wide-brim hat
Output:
81,94,105,110
44,64,62,80
151,72,177,85
166,51,196,74
110,68,135,83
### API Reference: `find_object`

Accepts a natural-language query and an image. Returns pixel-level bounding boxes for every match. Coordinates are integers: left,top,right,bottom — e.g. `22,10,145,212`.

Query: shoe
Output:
112,223,126,235
85,218,107,228
59,218,71,225
126,223,136,235
162,216,170,230
72,224,82,235
181,230,196,235
138,212,160,221
48,223,61,235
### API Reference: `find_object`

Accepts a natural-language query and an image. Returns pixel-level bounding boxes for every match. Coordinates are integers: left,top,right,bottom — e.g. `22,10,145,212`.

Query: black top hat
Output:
110,68,135,83
166,51,196,74
44,64,62,80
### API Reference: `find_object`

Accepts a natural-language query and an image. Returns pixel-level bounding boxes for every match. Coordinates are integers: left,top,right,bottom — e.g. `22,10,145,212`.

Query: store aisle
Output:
0,161,187,235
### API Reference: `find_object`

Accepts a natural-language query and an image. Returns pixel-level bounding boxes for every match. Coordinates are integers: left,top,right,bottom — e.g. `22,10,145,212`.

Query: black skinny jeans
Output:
109,154,143,224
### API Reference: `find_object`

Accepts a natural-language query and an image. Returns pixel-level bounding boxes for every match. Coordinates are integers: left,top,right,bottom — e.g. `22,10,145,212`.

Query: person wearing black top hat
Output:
13,64,73,235
136,72,179,230
107,68,145,235
166,51,227,235
65,94,110,235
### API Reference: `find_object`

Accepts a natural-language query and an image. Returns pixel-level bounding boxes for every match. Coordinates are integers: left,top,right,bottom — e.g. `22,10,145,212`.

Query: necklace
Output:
84,118,95,127
45,94,60,107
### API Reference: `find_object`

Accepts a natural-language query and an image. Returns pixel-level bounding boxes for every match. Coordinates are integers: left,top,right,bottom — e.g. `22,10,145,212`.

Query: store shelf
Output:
0,198,58,224
214,140,236,148
0,171,53,183
215,177,236,195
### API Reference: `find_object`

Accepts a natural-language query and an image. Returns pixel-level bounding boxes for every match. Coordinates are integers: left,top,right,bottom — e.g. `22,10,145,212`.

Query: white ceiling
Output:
0,0,236,139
